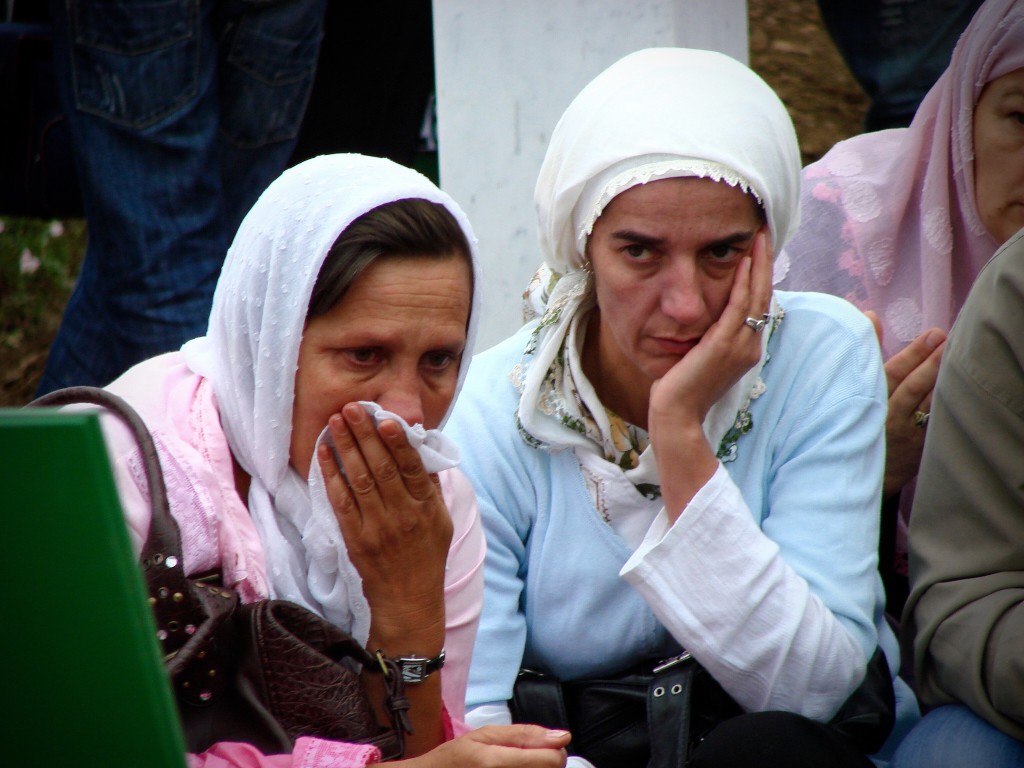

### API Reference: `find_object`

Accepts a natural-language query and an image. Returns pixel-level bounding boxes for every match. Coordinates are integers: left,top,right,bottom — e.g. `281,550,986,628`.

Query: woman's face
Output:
290,253,472,479
586,176,764,394
974,66,1024,245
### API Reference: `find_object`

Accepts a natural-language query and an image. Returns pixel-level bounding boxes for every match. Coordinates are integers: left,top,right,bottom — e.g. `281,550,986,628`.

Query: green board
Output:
0,409,187,767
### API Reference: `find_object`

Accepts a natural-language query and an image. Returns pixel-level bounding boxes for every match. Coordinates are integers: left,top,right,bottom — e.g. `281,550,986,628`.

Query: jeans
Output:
891,705,1024,768
38,0,326,394
816,0,985,131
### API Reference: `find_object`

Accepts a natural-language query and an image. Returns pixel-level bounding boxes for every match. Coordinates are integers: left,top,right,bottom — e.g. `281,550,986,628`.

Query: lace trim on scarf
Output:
576,157,765,247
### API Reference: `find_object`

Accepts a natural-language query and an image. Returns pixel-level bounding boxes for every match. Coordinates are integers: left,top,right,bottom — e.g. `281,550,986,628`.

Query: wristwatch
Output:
395,649,446,684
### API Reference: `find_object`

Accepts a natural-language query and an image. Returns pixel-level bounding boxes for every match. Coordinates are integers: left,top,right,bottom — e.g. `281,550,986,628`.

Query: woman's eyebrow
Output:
610,230,664,249
998,85,1024,101
711,230,758,247
611,229,757,248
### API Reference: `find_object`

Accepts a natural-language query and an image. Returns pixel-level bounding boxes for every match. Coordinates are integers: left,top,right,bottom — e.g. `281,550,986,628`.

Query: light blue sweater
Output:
445,289,917,759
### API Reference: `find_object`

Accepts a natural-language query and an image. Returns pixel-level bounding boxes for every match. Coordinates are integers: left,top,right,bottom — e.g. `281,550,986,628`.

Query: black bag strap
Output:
510,669,571,733
648,653,698,768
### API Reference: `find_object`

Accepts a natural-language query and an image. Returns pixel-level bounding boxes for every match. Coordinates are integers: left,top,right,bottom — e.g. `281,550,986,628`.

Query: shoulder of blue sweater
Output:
770,290,884,390
466,322,537,374
774,289,877,345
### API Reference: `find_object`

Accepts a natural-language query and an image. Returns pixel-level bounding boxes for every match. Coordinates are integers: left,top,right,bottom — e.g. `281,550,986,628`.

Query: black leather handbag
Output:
512,651,740,768
511,647,895,768
29,386,411,758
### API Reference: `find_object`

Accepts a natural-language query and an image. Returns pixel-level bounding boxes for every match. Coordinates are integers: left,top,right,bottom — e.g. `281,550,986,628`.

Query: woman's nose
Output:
377,372,425,427
660,258,706,324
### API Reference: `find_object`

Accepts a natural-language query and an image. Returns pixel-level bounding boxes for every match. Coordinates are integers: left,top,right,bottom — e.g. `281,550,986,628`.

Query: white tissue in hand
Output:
357,401,460,472
321,401,460,475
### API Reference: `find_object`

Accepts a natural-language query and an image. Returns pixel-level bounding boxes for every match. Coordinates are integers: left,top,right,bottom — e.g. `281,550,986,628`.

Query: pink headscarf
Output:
774,0,1024,359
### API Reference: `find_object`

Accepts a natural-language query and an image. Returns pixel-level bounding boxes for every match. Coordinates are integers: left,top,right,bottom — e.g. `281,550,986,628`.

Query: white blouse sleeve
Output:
620,464,865,720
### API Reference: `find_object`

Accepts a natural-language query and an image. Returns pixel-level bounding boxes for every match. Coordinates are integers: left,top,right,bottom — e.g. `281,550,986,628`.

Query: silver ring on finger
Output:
912,410,930,428
744,316,767,332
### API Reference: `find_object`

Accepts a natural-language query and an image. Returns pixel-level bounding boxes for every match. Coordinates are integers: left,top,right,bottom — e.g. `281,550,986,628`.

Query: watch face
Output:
400,659,429,684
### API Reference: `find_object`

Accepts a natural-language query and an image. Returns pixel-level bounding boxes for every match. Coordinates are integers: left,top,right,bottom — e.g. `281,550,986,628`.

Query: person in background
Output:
289,0,435,173
774,0,1024,615
37,0,327,395
446,47,916,768
95,153,569,767
816,0,984,131
893,226,1024,768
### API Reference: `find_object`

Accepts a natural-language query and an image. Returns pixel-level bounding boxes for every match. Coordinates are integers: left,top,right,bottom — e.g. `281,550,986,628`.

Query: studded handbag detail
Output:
29,386,411,758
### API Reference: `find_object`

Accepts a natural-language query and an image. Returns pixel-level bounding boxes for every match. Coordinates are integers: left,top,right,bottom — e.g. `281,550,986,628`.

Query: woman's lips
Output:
652,336,698,355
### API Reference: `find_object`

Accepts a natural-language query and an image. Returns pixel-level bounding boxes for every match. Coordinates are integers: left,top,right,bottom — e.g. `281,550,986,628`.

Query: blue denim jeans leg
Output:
38,0,325,394
891,705,1024,768
816,0,985,130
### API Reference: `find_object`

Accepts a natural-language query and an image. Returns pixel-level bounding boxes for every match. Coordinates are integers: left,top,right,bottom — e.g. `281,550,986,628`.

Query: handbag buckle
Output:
653,651,692,674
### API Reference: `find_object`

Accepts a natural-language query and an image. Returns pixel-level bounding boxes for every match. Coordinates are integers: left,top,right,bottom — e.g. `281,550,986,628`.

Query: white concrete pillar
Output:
433,0,749,351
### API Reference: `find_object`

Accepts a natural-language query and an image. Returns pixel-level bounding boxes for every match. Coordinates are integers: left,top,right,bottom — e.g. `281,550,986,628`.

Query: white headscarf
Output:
181,154,481,644
518,48,801,480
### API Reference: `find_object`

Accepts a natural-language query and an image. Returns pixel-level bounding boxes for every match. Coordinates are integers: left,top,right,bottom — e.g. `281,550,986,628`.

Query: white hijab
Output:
181,154,481,644
519,48,802,479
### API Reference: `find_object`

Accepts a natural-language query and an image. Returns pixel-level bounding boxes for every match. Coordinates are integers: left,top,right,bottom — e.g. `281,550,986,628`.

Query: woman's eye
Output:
423,351,456,371
707,243,742,262
345,348,381,365
624,244,652,261
1013,111,1024,126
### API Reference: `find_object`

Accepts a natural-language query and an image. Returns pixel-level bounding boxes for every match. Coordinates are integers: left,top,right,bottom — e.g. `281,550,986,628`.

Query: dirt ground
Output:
5,0,865,406
749,0,869,163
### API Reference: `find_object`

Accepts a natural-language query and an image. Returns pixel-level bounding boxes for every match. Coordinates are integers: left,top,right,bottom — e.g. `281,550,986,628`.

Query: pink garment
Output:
775,0,1024,359
101,352,484,767
186,738,380,768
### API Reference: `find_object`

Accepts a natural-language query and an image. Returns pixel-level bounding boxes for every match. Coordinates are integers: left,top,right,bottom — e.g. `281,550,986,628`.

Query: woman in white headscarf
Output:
445,49,917,767
96,154,570,767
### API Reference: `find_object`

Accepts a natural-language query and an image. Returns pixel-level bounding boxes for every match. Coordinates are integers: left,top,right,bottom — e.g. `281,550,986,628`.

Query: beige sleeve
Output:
904,230,1024,739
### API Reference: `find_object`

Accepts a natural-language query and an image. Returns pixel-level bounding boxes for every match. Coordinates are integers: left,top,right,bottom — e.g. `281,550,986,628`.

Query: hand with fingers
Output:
649,230,774,521
317,402,453,640
650,230,774,429
317,401,454,756
393,725,571,768
864,312,947,498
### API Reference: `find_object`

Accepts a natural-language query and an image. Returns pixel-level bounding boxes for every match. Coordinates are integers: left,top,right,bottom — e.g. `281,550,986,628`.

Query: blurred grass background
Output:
0,217,85,405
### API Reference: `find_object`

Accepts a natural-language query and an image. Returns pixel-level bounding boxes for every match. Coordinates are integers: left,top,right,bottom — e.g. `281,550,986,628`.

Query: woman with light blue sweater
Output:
444,48,918,768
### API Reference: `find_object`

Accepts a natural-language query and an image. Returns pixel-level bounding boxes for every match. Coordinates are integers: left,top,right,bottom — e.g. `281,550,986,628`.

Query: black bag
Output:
29,386,411,758
512,651,740,768
511,647,895,768
0,7,83,218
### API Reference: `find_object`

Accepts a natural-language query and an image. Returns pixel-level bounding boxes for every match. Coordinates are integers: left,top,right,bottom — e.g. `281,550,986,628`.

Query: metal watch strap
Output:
395,649,446,684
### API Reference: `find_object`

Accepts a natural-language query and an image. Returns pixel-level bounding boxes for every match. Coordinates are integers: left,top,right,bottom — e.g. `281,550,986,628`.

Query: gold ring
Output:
912,410,930,428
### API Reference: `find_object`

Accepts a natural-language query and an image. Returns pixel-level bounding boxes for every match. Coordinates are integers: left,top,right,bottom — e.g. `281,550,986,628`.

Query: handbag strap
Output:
28,386,181,559
27,386,208,666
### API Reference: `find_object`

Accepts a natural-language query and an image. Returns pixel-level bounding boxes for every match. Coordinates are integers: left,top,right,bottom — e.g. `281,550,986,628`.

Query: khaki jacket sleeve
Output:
903,228,1024,739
